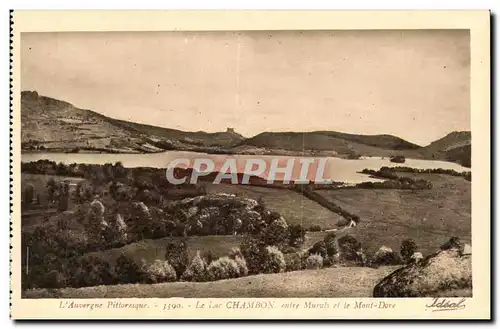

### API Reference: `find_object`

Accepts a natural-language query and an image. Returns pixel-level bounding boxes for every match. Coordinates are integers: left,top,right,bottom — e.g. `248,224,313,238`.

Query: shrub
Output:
410,252,424,264
323,233,339,257
58,182,70,212
206,257,241,281
322,256,334,267
254,196,266,214
164,220,178,237
23,183,35,205
132,202,154,238
306,254,324,270
284,250,308,272
440,236,463,252
234,256,249,277
390,155,406,163
261,246,286,274
181,251,207,282
400,239,418,264
94,257,117,285
47,178,57,203
87,199,105,224
202,250,216,265
371,246,402,266
228,247,244,260
336,218,350,228
309,225,322,232
42,270,67,289
150,221,170,239
165,240,189,278
74,181,95,203
142,259,177,283
280,245,300,254
308,241,327,258
112,213,128,245
289,224,306,247
71,256,117,287
240,235,266,274
115,254,142,284
265,216,290,247
338,235,361,261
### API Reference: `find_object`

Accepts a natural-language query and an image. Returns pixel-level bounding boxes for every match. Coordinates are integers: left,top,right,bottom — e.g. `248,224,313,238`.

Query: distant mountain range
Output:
20,91,471,167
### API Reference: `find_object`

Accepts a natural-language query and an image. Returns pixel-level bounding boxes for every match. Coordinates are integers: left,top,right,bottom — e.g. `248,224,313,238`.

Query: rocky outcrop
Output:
373,248,471,297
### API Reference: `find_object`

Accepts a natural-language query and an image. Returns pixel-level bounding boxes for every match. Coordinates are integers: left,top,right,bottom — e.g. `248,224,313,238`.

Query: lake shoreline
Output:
21,151,470,185
21,148,348,158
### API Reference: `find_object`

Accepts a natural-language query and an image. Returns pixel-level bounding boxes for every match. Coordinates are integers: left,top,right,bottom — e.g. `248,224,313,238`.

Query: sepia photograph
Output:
10,10,490,320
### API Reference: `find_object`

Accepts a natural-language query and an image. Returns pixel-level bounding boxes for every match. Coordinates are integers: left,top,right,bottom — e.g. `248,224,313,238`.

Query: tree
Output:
308,241,327,258
109,181,119,200
56,162,68,176
181,251,207,282
132,202,153,239
338,235,361,261
103,163,115,180
400,239,418,264
371,246,401,266
73,181,94,204
113,161,126,179
165,240,189,278
111,213,128,245
115,254,141,284
57,181,70,212
261,246,286,274
440,236,463,253
240,235,266,274
23,183,35,205
206,257,241,281
323,233,339,257
289,224,306,247
254,196,266,214
306,254,324,269
141,259,177,283
264,216,289,247
86,199,106,240
46,178,57,204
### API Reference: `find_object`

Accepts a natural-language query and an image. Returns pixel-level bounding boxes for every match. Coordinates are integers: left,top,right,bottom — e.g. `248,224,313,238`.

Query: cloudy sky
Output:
21,30,470,146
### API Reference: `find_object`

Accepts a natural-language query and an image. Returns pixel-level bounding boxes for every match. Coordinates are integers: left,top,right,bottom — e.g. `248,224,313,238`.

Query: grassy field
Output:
83,235,243,265
82,230,340,267
21,173,85,201
23,265,400,298
22,171,470,260
21,170,471,298
316,173,471,256
21,173,85,227
207,184,344,229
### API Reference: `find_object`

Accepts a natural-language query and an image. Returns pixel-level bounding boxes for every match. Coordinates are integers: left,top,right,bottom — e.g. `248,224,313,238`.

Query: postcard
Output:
10,10,491,320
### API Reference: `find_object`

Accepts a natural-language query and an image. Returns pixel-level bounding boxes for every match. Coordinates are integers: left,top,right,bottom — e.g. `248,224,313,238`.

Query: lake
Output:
21,151,470,184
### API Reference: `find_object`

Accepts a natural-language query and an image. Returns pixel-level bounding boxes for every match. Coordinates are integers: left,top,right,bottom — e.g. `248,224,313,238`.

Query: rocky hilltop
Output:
420,131,472,167
373,244,472,297
21,91,244,154
21,91,471,166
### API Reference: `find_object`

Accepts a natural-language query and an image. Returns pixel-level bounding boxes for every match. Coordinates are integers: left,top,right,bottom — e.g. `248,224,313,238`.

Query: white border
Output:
3,1,497,327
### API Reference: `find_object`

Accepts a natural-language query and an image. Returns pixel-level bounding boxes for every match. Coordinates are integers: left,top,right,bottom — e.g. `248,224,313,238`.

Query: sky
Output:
21,30,470,146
